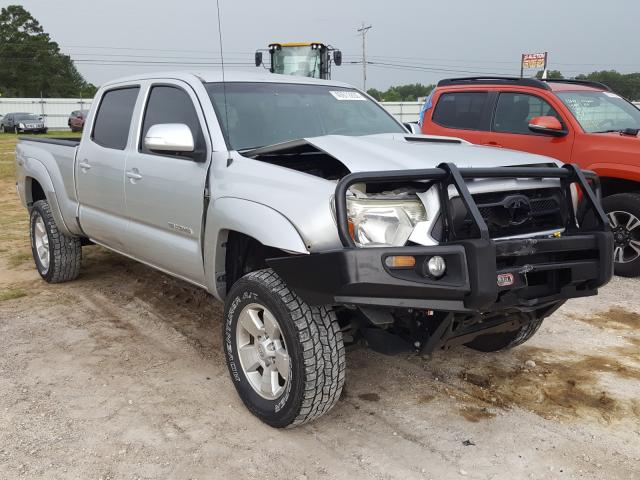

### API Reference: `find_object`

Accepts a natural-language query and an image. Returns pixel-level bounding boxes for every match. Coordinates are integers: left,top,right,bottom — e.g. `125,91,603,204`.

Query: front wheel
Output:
603,193,640,277
223,269,345,428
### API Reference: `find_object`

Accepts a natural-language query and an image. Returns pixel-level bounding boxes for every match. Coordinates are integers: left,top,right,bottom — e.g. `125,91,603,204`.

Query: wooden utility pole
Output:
357,23,372,91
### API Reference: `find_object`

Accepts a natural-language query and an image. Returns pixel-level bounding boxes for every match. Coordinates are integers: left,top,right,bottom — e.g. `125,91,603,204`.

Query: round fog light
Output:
426,256,446,278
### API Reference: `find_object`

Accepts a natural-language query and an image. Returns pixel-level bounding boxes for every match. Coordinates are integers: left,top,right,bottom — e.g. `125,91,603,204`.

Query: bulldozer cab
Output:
255,42,342,80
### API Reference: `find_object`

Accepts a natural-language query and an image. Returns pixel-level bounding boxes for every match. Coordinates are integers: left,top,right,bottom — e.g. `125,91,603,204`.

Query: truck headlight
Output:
19,123,25,129
347,198,426,247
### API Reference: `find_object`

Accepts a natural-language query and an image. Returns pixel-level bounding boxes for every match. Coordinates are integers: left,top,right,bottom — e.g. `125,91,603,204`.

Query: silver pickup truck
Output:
15,71,613,427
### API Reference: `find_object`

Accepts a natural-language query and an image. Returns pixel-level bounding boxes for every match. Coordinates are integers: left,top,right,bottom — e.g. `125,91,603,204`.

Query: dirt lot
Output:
1,133,639,479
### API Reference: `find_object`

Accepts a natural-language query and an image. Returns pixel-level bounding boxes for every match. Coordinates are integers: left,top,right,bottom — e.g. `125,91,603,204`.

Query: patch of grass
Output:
0,288,27,302
7,250,32,268
0,161,15,181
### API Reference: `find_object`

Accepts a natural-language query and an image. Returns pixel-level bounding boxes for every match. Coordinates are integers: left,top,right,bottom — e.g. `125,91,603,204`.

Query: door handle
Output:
78,160,91,171
483,141,503,148
126,169,143,181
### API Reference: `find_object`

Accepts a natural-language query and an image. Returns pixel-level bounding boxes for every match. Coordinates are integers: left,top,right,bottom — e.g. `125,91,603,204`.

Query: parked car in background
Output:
1,112,47,134
15,71,612,427
420,77,640,276
68,110,89,132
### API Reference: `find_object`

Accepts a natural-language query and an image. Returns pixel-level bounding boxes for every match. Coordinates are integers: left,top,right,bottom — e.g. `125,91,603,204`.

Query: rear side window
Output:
493,92,561,134
432,92,489,130
140,85,205,159
92,87,140,150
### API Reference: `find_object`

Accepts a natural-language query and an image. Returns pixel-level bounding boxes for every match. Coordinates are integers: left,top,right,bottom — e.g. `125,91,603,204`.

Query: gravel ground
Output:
1,134,639,479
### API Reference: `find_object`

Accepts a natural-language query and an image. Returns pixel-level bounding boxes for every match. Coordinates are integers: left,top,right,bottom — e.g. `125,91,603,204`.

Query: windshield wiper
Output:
593,128,639,136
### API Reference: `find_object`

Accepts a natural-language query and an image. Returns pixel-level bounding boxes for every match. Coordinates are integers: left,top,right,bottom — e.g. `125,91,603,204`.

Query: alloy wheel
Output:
608,210,640,264
235,303,290,400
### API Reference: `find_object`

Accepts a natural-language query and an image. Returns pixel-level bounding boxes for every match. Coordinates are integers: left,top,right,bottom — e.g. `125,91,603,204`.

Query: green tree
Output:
576,70,640,101
367,83,434,102
535,69,564,79
0,5,97,98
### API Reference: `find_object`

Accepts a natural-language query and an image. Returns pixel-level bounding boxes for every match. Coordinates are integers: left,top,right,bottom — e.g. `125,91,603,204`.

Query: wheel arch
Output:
204,197,309,300
22,169,73,236
599,176,640,198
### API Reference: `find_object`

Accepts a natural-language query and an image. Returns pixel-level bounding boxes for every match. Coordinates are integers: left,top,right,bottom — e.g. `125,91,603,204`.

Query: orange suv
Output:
420,77,640,276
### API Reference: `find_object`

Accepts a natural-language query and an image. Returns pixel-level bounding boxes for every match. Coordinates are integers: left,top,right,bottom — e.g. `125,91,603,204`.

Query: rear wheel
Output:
30,200,82,283
223,268,345,428
465,315,544,352
603,193,640,277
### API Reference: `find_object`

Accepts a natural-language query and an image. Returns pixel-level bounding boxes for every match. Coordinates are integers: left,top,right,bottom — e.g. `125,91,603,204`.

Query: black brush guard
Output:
269,163,613,313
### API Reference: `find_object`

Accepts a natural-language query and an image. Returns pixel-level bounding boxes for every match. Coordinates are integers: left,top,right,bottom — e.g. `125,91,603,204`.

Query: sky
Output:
4,0,640,91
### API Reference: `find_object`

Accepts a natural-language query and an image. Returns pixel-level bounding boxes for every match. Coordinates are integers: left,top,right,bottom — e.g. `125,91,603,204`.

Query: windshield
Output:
556,91,640,133
272,46,321,78
15,114,40,121
205,82,405,151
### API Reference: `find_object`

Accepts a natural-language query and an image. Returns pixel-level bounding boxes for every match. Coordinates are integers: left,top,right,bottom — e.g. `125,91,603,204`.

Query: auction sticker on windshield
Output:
330,91,366,101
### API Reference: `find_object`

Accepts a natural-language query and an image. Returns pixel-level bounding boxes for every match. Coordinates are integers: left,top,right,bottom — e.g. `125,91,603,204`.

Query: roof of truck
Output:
100,70,355,89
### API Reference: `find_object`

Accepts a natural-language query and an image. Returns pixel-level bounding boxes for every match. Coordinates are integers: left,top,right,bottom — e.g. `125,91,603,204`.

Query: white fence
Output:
380,102,422,123
1,97,637,131
0,98,93,130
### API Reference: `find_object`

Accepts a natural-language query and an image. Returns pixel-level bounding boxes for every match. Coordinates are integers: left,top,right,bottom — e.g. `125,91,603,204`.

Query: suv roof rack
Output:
540,78,612,92
437,76,612,93
437,77,551,90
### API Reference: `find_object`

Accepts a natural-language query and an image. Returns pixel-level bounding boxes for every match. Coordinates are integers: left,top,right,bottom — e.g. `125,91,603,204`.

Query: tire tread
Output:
236,269,345,427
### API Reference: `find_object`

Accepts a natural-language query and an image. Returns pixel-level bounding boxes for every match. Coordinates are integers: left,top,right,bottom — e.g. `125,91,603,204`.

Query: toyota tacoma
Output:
15,71,613,427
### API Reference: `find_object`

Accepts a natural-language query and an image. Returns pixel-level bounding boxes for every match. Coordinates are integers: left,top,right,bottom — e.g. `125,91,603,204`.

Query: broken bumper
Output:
269,162,614,313
268,232,613,313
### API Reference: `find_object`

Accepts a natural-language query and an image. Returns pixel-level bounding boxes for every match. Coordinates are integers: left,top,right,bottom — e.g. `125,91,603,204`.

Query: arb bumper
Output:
269,163,613,313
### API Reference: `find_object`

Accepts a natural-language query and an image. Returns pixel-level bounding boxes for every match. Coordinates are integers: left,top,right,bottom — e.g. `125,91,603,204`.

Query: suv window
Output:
140,85,204,159
92,87,139,150
493,92,560,134
432,92,489,130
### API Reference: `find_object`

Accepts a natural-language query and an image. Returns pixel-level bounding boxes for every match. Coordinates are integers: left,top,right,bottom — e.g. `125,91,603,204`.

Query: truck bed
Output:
18,136,81,147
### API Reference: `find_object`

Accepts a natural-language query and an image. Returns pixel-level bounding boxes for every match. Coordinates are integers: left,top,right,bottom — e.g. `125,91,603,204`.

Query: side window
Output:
92,87,140,150
432,92,489,130
493,92,561,134
140,85,205,159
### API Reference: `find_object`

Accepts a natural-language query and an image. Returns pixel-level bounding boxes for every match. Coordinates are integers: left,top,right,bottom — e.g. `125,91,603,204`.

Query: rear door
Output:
76,86,140,250
423,91,492,145
486,91,574,161
122,81,210,285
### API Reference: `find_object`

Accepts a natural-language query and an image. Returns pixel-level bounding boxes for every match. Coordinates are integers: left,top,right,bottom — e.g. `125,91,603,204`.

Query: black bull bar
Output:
269,163,614,312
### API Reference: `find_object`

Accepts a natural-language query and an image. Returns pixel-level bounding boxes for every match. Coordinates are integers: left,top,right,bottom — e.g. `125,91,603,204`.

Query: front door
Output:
122,82,210,284
76,86,140,250
486,91,574,161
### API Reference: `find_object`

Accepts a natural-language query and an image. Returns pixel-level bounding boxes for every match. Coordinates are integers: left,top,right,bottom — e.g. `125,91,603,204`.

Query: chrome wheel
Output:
608,210,640,264
33,214,50,272
235,303,290,400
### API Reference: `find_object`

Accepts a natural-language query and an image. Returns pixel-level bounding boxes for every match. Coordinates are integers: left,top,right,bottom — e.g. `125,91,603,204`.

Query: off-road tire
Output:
30,200,82,283
465,316,544,352
223,268,345,428
602,193,640,277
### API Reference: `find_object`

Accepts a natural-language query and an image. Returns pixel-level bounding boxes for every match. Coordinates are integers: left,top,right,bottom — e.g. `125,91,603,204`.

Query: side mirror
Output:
528,116,567,137
255,51,263,67
404,122,422,134
144,123,195,153
333,50,342,66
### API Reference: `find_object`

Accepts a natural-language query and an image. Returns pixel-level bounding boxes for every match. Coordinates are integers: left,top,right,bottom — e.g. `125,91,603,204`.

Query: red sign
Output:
522,52,547,69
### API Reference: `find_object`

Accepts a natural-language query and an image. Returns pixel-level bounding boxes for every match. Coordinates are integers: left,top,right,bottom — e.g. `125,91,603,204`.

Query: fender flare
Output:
20,158,75,236
203,197,308,300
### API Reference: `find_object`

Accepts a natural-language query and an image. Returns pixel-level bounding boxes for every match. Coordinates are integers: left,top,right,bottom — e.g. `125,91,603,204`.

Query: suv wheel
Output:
223,268,345,428
603,193,640,277
30,200,82,283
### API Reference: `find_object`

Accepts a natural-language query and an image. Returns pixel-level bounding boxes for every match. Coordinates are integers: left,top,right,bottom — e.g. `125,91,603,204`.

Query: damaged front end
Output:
268,162,613,354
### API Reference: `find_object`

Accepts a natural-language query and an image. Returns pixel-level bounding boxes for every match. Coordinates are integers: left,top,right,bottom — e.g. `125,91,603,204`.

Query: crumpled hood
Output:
304,133,562,172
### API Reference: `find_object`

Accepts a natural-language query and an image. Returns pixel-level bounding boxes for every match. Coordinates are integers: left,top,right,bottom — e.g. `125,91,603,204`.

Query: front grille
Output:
452,188,567,239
